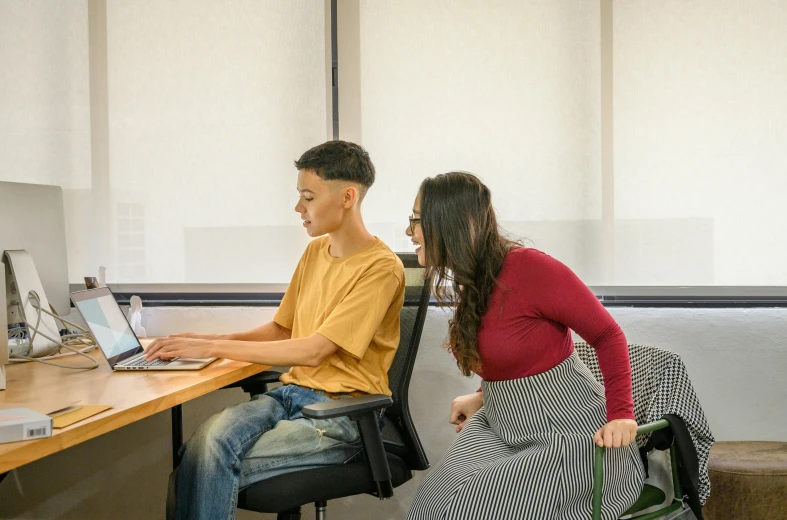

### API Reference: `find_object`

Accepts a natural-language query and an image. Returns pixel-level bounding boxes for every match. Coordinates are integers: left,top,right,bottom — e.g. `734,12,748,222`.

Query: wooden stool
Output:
703,441,787,520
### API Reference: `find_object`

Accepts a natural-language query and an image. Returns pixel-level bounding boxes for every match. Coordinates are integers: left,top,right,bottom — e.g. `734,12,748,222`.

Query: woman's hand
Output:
593,419,638,448
449,392,484,433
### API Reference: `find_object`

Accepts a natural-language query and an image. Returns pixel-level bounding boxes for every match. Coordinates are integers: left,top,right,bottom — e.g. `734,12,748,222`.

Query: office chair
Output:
576,342,712,520
593,419,685,520
228,252,432,520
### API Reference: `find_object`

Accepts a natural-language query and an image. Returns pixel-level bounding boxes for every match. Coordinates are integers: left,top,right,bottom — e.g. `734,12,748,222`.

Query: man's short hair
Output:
294,140,375,190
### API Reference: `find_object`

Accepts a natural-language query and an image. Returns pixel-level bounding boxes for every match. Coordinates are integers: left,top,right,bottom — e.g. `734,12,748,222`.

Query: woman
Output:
405,172,643,519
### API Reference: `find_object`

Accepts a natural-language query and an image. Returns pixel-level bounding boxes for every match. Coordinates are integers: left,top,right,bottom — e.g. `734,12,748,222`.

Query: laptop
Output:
71,287,216,371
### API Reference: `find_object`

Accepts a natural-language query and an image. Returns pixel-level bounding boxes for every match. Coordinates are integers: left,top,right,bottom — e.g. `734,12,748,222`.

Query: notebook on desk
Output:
71,287,216,371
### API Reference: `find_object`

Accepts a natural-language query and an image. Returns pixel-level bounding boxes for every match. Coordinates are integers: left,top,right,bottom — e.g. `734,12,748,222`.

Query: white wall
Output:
613,0,787,285
4,0,787,287
1,305,784,519
353,0,604,273
0,1,329,286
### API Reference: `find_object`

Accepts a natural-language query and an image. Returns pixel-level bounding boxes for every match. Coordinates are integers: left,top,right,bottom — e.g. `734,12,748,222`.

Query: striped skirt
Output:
407,352,644,520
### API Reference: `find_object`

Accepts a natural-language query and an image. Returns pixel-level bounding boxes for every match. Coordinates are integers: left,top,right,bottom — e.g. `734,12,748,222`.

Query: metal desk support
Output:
172,404,183,468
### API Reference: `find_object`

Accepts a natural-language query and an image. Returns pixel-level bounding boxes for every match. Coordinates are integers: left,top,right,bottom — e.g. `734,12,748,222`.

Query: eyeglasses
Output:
408,215,421,234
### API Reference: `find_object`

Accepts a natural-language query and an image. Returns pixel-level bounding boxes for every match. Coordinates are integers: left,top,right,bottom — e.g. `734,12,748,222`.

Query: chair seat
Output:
238,453,412,513
623,484,667,516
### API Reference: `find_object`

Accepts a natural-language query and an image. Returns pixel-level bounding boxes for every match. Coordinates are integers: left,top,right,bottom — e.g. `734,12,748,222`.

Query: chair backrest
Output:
383,252,431,471
574,342,681,425
574,341,714,504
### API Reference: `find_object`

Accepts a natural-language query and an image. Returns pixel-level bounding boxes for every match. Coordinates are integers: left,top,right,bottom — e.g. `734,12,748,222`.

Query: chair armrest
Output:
303,394,395,499
592,419,672,520
636,419,670,436
222,370,284,395
302,394,393,420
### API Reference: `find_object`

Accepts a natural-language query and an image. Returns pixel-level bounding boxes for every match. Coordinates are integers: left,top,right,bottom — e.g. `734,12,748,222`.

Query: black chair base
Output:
276,507,301,520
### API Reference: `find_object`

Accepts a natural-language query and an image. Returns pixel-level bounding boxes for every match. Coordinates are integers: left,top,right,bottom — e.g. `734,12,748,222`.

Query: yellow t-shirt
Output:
274,236,405,396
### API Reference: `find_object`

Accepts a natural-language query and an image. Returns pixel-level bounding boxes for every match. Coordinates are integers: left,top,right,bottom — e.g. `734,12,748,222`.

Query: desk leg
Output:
172,404,183,469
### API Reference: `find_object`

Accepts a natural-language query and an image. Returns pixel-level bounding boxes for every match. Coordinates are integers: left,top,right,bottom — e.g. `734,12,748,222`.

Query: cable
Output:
7,290,99,370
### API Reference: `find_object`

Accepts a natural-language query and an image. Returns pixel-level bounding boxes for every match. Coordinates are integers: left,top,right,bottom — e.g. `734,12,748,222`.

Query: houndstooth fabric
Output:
574,342,715,504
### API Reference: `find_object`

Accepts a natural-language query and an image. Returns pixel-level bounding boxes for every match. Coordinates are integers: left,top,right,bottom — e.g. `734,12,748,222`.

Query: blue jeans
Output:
168,384,368,520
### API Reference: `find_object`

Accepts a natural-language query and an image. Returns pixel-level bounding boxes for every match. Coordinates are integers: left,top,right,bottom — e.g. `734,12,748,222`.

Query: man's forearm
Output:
209,334,336,367
227,321,292,342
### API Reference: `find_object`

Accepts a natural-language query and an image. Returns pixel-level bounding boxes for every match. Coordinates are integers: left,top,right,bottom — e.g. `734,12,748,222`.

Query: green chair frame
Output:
592,419,684,520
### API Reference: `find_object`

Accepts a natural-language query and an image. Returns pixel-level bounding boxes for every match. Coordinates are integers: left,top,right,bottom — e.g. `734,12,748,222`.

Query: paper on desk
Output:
52,405,112,429
0,399,81,416
48,403,83,417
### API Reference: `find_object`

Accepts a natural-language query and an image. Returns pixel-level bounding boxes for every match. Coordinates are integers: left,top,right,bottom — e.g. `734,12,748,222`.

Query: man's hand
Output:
144,337,215,361
449,392,484,433
593,419,638,448
143,331,336,367
166,331,224,341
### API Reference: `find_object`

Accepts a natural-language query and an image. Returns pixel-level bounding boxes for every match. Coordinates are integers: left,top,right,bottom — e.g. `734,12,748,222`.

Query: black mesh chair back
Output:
382,252,431,471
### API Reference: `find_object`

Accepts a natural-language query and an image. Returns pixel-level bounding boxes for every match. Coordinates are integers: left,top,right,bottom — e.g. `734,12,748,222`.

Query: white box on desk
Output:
0,408,52,443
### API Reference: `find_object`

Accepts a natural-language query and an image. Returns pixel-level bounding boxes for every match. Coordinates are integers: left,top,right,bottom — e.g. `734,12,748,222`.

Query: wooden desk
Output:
0,352,268,475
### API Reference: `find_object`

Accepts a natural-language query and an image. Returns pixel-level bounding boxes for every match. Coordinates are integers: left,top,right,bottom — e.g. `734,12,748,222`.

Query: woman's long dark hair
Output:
420,172,520,376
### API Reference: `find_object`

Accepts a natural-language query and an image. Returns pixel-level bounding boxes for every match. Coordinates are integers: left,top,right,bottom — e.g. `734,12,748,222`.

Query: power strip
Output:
8,337,30,357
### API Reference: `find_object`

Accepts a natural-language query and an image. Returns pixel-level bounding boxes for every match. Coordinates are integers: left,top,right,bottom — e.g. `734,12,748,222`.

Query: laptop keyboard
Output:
123,356,173,367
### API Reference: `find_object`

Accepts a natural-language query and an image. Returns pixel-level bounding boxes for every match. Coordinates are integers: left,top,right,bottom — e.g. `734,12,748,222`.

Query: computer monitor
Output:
0,181,69,315
1,264,7,389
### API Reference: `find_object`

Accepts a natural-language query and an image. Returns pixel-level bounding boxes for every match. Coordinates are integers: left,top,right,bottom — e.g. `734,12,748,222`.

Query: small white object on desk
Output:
126,295,147,338
0,408,52,444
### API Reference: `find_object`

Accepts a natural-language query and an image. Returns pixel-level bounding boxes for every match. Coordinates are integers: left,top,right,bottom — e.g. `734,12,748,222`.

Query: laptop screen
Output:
71,288,142,364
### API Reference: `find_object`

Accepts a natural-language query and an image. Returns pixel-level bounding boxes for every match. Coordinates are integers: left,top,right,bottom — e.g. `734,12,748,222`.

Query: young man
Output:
146,140,405,520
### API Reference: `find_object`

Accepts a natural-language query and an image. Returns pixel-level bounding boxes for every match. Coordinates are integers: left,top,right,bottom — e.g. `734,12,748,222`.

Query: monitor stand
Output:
1,258,8,390
4,250,59,358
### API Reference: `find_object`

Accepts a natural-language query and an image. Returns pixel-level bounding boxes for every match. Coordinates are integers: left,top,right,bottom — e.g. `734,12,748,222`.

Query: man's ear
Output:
342,185,360,208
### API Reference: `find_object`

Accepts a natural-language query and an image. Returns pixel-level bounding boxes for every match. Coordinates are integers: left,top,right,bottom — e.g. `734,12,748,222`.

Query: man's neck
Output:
327,216,375,258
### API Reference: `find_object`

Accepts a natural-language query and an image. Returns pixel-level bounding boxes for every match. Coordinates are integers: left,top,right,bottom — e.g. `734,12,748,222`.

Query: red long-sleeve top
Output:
475,248,634,421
